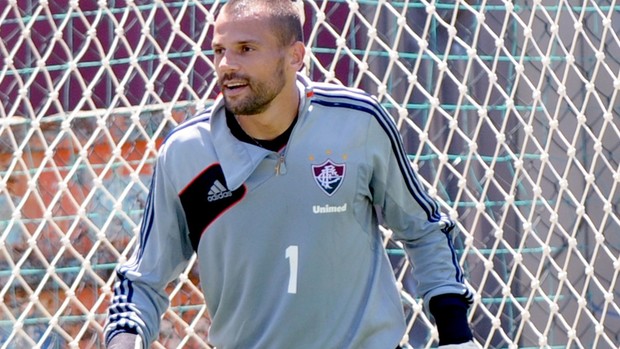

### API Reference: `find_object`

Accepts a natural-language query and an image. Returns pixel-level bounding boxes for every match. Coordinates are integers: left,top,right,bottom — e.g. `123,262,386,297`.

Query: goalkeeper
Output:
105,0,477,348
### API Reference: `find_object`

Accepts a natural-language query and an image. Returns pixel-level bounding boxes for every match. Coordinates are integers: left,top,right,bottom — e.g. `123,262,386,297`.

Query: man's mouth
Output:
225,82,247,90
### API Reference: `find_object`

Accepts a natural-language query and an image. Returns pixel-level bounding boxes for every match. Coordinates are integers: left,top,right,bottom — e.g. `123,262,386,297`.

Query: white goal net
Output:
1,0,619,348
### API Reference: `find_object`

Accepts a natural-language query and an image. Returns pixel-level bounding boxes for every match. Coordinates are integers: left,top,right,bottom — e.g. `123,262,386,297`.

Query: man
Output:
104,1,477,348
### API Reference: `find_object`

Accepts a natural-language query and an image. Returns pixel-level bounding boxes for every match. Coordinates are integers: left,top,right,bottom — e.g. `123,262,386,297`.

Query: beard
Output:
219,59,286,115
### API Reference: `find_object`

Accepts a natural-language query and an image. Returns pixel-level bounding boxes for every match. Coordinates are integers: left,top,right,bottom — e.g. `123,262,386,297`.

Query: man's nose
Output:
217,52,239,73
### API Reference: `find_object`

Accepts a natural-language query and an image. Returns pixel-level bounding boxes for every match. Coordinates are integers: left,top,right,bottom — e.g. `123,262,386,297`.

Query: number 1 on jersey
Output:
285,245,298,294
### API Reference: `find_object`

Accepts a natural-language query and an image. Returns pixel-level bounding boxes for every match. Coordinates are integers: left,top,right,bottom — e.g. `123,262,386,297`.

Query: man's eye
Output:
241,46,254,52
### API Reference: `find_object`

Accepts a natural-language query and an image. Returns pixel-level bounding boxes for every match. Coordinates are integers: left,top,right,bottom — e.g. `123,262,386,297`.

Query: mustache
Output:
218,73,249,85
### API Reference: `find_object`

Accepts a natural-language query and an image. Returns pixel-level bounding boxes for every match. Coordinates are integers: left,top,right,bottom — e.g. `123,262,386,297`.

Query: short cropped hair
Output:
220,0,304,46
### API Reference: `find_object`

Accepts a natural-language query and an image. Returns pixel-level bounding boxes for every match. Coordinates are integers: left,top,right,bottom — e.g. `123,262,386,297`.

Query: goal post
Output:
1,1,619,348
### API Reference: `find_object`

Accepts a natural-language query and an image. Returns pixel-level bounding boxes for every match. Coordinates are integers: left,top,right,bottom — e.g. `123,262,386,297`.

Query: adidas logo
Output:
207,180,233,202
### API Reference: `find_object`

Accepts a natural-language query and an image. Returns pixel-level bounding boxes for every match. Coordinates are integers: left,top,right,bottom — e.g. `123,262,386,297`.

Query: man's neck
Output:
226,109,297,152
235,94,299,141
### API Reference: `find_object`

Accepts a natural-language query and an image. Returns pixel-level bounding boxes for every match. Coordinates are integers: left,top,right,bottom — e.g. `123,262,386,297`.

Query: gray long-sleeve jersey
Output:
104,73,472,349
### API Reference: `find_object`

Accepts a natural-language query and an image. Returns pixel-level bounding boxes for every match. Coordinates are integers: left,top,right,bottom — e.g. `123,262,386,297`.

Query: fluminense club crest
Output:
312,159,346,196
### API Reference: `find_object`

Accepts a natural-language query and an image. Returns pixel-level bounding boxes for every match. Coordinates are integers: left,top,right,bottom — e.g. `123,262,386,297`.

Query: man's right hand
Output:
107,333,142,349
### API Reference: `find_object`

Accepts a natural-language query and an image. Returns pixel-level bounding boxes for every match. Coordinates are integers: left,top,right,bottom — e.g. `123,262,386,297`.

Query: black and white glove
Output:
107,333,143,349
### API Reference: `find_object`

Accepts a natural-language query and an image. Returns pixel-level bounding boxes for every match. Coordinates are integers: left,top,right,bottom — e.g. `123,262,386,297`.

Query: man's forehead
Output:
213,9,274,42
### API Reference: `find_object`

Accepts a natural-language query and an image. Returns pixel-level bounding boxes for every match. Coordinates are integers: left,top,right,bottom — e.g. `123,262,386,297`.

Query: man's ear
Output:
289,41,306,71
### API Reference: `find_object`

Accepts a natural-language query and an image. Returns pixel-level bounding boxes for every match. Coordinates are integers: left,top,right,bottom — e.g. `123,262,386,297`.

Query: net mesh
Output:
1,1,619,348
